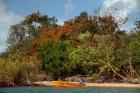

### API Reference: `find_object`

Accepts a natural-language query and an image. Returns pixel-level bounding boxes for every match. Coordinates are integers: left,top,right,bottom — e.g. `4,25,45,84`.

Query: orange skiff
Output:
52,81,85,87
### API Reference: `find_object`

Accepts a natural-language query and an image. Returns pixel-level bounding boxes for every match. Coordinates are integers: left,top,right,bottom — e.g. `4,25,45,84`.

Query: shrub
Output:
0,58,40,86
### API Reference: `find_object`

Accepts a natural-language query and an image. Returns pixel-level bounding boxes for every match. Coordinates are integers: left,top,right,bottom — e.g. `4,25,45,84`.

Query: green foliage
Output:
1,11,140,83
129,31,140,64
68,45,95,75
7,12,58,56
0,58,40,85
128,31,140,76
91,73,100,81
37,40,71,80
77,31,91,43
0,58,18,80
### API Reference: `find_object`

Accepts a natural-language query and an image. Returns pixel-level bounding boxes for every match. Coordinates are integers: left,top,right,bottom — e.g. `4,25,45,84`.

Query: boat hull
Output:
52,81,85,87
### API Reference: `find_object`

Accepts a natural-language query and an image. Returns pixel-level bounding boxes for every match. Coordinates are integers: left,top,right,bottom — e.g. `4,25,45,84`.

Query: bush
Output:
0,58,40,86
91,73,100,81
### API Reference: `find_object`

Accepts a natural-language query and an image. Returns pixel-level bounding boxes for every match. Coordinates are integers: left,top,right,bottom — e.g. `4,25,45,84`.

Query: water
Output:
0,87,140,93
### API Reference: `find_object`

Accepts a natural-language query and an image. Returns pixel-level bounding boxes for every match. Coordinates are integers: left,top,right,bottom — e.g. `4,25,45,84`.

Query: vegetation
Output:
0,11,140,86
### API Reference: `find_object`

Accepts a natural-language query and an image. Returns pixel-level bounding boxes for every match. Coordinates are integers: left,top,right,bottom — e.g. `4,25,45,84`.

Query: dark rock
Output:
0,80,15,87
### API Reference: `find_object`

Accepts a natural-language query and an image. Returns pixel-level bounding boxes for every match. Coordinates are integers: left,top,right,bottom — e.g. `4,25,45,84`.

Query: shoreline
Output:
32,81,140,88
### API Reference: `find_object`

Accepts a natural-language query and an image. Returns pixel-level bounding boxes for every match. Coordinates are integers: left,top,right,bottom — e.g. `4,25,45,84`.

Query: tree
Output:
37,40,71,80
93,35,127,80
128,30,140,76
7,12,58,57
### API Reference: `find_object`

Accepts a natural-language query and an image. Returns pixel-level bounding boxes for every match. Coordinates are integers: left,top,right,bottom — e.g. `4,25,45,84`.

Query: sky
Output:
0,0,140,53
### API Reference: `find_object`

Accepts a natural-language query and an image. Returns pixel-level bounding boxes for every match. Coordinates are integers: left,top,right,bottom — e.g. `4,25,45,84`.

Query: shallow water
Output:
0,87,140,93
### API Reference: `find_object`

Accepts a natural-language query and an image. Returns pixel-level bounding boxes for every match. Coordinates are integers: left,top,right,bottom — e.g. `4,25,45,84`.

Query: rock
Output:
0,80,15,87
65,75,93,83
26,79,32,86
130,78,140,84
122,78,140,84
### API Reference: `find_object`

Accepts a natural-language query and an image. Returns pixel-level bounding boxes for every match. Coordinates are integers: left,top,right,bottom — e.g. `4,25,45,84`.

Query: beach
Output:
33,81,140,88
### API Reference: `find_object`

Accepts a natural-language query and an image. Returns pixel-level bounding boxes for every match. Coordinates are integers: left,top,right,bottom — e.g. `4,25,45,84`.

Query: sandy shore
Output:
32,81,140,88
85,83,140,88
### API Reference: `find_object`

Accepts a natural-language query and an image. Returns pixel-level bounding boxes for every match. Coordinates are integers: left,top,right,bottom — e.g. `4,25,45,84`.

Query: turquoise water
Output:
0,87,140,93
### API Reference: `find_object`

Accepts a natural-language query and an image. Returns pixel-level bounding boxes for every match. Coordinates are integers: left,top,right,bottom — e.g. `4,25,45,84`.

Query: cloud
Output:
64,0,75,15
0,0,22,53
100,0,140,30
102,0,140,18
57,18,67,26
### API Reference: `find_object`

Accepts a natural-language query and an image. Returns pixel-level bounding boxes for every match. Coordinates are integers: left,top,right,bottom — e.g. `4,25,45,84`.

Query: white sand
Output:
86,83,140,88
33,81,140,88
